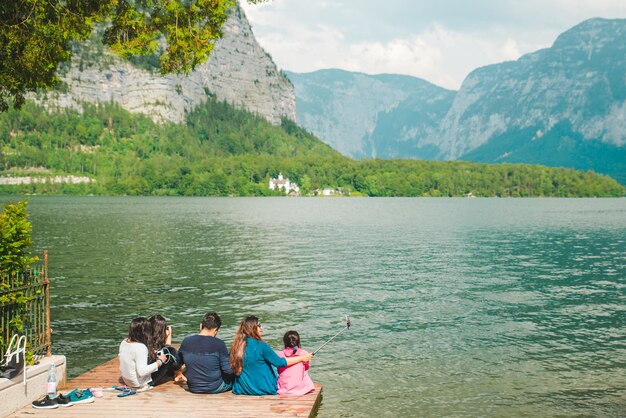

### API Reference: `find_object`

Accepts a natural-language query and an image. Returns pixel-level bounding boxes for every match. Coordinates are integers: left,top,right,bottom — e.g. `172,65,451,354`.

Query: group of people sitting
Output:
119,313,315,396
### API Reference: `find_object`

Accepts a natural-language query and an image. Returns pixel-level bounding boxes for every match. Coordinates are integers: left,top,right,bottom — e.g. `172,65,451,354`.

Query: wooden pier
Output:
10,357,323,417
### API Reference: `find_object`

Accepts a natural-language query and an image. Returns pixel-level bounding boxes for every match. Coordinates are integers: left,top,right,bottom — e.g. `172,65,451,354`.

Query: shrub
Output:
0,200,37,275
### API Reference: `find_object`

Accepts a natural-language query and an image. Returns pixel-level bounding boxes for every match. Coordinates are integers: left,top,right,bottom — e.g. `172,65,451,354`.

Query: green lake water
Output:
6,196,626,417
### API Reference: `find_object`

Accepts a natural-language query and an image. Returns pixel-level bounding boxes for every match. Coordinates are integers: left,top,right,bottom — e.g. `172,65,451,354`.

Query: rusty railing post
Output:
44,250,51,357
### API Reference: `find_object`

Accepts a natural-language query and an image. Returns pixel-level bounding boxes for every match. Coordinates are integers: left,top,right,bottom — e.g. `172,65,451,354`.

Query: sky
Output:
240,0,626,90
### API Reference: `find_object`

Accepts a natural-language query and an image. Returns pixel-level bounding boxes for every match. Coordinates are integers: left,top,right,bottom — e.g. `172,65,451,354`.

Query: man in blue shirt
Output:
178,312,234,393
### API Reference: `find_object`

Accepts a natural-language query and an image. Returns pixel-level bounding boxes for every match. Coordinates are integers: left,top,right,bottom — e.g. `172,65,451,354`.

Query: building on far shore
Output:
313,187,345,196
269,173,300,195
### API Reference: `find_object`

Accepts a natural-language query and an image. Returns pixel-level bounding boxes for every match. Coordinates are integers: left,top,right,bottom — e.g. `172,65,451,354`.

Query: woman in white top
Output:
119,317,167,389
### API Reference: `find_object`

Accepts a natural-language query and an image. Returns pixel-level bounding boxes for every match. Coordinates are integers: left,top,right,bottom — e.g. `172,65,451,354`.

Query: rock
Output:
434,17,626,160
286,69,454,159
34,3,295,125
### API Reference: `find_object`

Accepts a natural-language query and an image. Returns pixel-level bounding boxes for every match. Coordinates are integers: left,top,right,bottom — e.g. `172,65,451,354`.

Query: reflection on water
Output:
8,196,626,417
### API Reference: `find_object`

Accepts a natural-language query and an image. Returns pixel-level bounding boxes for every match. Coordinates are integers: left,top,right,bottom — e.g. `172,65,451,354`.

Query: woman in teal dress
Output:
230,316,313,395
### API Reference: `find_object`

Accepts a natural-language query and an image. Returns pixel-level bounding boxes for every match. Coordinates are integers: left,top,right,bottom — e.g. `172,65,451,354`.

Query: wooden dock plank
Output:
10,357,322,417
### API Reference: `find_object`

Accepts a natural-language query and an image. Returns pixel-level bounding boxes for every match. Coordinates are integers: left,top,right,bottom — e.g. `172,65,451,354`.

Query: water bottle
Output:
46,364,57,399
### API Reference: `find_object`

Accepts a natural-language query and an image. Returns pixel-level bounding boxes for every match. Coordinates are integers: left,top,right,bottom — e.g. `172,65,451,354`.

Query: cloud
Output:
251,23,347,69
350,38,442,75
500,39,522,61
252,21,546,89
240,0,626,89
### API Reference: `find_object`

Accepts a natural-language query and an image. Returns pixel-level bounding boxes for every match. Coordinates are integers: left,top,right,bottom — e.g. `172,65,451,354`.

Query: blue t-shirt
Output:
178,334,233,394
232,338,288,395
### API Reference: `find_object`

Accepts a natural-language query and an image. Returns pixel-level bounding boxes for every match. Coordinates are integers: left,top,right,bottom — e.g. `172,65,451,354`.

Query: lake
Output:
6,196,626,417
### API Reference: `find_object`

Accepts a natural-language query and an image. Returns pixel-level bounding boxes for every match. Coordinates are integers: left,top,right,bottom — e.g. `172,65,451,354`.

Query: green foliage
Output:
0,201,39,363
0,0,269,111
103,0,236,74
462,123,626,186
0,101,623,198
0,201,37,275
0,1,109,111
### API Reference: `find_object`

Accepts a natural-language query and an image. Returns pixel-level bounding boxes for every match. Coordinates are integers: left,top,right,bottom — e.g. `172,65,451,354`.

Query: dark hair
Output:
201,312,222,330
128,317,149,346
147,314,168,363
283,330,301,355
230,315,262,375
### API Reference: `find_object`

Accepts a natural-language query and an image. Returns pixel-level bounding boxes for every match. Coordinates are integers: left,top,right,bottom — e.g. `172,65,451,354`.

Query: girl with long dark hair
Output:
230,316,313,395
147,314,181,385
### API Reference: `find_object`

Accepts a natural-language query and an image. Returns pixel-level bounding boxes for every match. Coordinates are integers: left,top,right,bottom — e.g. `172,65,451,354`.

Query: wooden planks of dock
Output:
10,357,323,417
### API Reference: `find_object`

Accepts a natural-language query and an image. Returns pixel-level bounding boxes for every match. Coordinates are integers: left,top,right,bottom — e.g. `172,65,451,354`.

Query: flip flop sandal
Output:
117,388,136,397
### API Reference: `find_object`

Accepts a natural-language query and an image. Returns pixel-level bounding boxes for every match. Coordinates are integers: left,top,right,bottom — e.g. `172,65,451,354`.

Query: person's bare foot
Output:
174,370,187,383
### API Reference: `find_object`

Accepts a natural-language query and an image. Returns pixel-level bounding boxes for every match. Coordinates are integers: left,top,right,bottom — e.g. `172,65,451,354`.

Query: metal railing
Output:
0,251,50,360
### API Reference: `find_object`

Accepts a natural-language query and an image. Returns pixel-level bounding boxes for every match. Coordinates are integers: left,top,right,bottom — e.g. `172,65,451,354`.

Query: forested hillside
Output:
0,100,623,197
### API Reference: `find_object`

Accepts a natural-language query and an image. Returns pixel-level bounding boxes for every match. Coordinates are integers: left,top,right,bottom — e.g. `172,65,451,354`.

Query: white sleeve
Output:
134,344,159,378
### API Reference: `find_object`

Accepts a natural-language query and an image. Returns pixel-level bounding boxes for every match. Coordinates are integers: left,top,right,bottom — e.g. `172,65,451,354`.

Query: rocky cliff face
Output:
434,18,626,160
36,4,295,125
286,69,454,159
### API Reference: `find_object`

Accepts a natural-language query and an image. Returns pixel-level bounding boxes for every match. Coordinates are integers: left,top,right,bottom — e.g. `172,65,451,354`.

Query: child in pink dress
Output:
276,330,315,396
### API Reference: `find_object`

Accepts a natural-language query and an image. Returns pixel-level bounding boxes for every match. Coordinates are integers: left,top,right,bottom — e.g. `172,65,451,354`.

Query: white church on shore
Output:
269,173,300,194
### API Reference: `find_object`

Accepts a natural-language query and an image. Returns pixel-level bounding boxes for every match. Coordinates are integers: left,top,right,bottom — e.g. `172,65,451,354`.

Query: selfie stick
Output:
313,316,351,356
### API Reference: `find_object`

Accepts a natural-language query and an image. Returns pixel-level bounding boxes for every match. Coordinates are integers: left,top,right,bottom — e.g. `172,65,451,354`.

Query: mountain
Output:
436,18,626,183
286,69,455,159
34,3,294,125
287,18,626,184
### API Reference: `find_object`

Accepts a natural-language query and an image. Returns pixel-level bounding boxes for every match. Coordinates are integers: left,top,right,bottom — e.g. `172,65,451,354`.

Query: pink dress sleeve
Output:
276,350,287,374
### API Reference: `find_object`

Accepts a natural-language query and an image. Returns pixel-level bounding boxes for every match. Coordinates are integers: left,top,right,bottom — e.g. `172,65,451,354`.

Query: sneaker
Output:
66,388,95,404
32,396,58,409
54,393,73,407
